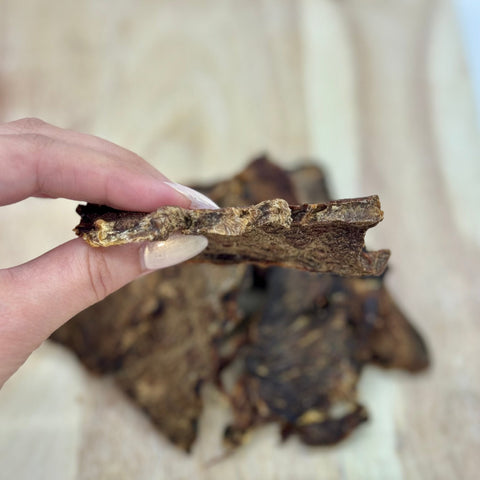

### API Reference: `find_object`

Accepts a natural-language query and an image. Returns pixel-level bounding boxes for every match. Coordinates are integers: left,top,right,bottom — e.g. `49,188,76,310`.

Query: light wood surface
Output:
1,1,479,479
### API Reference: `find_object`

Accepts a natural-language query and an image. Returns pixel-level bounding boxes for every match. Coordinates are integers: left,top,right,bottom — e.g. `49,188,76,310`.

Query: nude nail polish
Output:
140,234,208,271
164,182,219,210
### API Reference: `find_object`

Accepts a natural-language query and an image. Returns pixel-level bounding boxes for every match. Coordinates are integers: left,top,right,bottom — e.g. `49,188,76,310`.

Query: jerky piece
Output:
75,196,390,277
221,159,429,447
224,269,429,447
360,281,429,372
289,163,331,204
52,262,246,451
225,268,369,447
194,155,300,207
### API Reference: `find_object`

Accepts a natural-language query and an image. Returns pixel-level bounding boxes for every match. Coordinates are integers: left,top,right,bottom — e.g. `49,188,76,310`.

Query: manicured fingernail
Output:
164,182,219,209
140,234,208,271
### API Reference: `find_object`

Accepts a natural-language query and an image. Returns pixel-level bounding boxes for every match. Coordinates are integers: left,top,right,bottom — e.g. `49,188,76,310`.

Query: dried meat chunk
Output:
194,155,300,207
219,159,428,447
223,269,428,447
52,262,246,451
75,196,390,277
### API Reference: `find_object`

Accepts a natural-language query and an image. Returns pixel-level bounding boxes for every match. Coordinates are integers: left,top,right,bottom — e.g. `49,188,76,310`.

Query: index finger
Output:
0,132,190,211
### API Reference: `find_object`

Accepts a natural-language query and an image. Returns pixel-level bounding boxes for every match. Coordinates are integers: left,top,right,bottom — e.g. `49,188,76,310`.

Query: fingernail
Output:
164,182,219,209
140,234,208,271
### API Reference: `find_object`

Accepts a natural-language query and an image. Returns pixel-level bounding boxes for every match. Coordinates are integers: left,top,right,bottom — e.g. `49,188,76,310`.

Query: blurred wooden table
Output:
1,1,479,479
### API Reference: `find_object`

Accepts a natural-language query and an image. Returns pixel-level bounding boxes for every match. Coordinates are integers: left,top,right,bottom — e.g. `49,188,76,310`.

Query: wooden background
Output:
0,0,479,479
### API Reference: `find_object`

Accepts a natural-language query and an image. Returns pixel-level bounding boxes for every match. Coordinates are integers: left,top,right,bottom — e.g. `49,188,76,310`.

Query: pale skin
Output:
0,118,202,387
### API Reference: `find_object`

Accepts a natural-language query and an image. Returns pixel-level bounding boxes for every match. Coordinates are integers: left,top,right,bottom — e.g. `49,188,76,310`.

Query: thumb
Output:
0,235,207,385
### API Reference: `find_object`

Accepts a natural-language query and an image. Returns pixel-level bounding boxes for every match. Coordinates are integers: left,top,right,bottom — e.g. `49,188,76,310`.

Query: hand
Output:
0,118,216,387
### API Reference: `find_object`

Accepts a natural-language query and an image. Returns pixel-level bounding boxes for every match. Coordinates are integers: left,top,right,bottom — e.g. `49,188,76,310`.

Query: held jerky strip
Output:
75,196,390,277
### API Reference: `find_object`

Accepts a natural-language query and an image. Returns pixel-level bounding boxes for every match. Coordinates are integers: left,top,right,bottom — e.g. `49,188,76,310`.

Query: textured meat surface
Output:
76,196,390,276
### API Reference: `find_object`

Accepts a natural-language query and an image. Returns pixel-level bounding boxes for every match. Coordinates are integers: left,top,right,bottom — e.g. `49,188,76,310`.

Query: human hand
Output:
0,118,217,387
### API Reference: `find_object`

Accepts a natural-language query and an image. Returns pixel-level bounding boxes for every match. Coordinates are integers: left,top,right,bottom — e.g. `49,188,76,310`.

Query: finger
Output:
0,235,208,386
0,133,189,211
0,117,150,170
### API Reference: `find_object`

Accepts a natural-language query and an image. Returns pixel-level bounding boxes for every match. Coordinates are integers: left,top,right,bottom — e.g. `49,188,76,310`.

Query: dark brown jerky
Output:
52,156,429,452
220,160,428,447
224,269,428,447
289,162,332,204
75,196,390,277
52,262,246,451
193,155,301,207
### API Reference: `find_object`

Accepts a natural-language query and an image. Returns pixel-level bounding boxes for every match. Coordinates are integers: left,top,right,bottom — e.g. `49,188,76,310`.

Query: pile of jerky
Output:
51,157,429,452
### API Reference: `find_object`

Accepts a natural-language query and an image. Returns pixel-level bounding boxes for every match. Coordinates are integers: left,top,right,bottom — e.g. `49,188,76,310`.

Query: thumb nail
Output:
164,182,219,209
140,234,208,271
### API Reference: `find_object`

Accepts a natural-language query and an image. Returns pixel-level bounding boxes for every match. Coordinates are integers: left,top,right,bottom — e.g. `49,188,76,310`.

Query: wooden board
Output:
1,0,479,478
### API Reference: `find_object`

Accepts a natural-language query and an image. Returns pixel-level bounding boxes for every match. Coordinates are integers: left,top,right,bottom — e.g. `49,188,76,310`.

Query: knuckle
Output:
9,117,48,132
84,248,113,304
0,119,55,159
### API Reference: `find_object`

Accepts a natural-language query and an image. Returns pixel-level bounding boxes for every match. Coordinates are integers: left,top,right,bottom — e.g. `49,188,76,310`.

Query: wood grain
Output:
0,0,479,479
